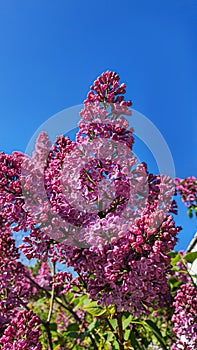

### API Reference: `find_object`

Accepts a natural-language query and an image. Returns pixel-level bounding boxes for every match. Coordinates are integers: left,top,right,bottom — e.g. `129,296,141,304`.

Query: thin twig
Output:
43,322,53,350
116,310,124,350
47,262,56,323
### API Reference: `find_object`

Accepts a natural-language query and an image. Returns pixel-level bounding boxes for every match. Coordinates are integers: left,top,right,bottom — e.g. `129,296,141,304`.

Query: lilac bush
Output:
0,70,196,349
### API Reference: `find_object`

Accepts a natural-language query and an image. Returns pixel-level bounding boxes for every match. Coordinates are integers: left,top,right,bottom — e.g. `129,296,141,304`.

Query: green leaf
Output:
168,251,178,258
129,331,143,349
73,295,90,310
184,251,197,264
123,315,132,330
145,320,167,350
113,339,120,349
171,252,181,266
106,331,114,342
103,342,113,350
168,276,181,289
65,291,74,303
66,323,79,332
34,297,49,307
106,305,116,316
171,266,179,271
87,319,99,332
80,320,99,341
124,329,131,341
83,301,108,317
187,207,193,218
108,318,117,330
67,332,79,338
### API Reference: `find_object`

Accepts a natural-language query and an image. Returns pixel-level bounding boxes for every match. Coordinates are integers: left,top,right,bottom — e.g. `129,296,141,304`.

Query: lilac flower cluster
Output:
0,151,27,231
0,310,41,350
85,70,132,106
171,283,197,349
35,261,51,289
10,71,180,315
63,213,180,316
52,271,73,294
175,176,197,208
0,219,36,329
77,115,134,149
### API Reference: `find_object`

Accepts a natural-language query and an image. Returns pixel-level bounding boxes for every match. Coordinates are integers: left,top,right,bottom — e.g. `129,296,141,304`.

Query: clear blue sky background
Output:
0,0,196,251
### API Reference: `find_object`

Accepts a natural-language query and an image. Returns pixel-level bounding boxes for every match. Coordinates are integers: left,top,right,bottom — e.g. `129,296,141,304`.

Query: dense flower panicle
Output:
20,132,54,228
0,310,41,350
39,129,147,247
171,283,197,350
77,119,134,149
19,133,71,259
45,129,176,248
0,152,27,231
175,176,197,208
32,131,52,166
63,214,181,315
35,261,51,289
52,271,80,294
84,71,132,106
19,222,56,262
44,135,92,228
0,221,36,328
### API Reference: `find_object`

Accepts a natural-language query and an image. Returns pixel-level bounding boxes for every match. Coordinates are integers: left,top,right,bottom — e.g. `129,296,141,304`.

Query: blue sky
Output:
0,0,196,250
